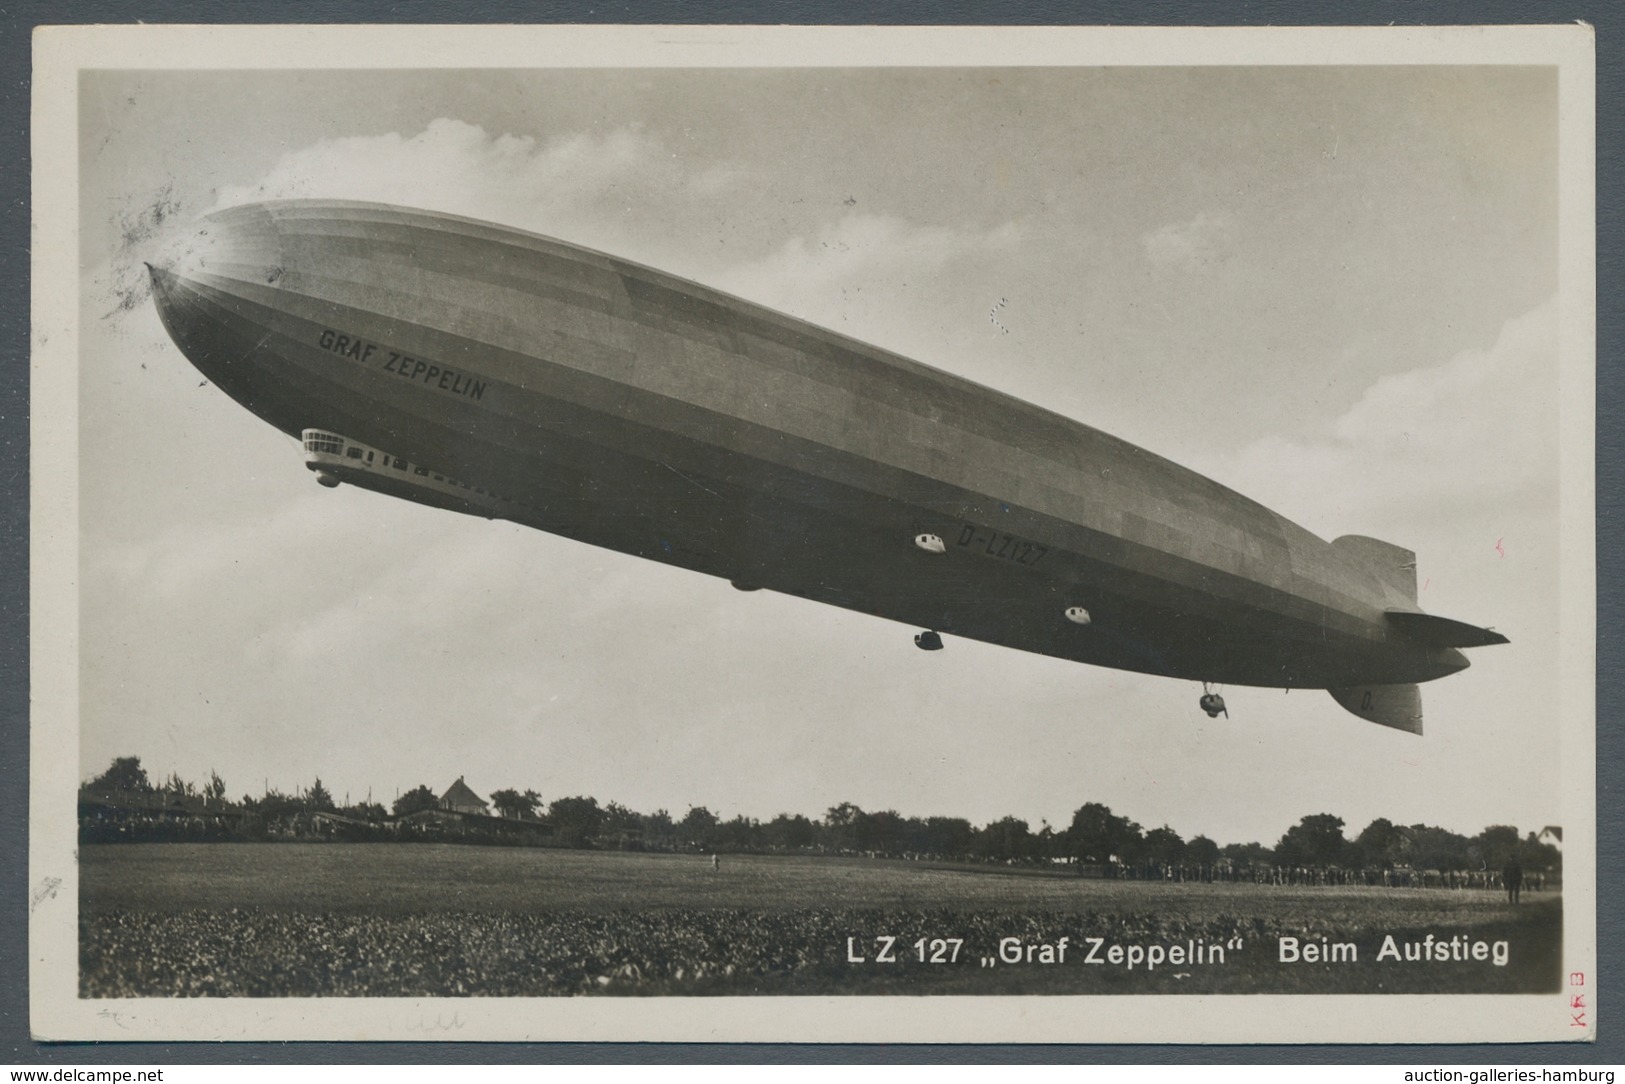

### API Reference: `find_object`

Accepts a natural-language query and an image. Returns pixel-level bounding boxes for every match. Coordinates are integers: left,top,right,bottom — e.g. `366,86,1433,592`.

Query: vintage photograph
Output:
30,25,1595,1043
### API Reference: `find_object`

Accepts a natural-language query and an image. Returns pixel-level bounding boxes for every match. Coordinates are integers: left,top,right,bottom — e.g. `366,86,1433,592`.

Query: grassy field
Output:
79,844,1563,997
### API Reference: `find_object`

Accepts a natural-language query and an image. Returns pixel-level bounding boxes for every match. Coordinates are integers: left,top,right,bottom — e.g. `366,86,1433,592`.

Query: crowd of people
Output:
1076,858,1555,892
79,806,1559,898
78,808,246,844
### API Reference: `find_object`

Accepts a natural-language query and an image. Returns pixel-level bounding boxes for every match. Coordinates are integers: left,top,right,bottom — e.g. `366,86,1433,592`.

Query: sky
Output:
74,63,1572,848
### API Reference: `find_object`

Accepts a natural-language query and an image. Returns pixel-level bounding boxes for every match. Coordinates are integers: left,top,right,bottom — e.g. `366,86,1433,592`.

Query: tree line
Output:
80,755,1561,874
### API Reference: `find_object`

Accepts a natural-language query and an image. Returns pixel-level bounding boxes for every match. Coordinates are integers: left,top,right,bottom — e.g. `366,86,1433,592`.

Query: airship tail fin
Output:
1328,683,1424,735
1383,610,1510,648
1332,535,1417,602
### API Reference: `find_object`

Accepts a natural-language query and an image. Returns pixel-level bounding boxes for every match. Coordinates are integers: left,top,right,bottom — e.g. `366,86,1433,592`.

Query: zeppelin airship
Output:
146,199,1507,734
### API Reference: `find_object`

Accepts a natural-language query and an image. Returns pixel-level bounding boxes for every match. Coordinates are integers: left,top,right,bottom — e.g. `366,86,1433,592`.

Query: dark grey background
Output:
3,0,1617,1067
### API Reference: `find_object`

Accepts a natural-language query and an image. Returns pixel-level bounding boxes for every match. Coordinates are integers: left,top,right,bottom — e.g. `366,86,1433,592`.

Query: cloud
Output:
103,120,734,323
148,118,1030,370
1217,297,1559,541
1141,211,1237,272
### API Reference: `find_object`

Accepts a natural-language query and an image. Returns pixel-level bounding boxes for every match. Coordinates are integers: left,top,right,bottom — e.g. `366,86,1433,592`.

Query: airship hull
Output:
147,200,1492,724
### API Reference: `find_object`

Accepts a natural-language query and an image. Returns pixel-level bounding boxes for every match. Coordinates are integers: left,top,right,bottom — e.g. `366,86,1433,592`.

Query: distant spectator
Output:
1503,857,1524,904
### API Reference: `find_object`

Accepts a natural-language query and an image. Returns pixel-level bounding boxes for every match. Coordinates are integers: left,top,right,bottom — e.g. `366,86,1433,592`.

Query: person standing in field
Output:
1503,856,1524,904
711,854,720,871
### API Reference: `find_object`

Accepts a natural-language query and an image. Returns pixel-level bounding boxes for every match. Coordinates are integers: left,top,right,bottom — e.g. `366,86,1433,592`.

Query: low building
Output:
398,804,554,844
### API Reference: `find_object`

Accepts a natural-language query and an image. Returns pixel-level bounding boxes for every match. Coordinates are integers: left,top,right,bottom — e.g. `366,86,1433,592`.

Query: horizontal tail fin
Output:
1385,610,1509,648
1329,684,1424,735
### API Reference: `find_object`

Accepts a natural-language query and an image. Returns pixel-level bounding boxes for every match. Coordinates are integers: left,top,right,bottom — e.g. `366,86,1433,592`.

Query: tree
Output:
859,809,907,854
764,812,817,851
342,800,388,822
679,805,719,848
1067,802,1142,869
393,784,439,817
921,816,975,859
89,756,153,795
598,801,644,849
1475,825,1523,868
249,788,303,820
1522,831,1562,876
204,770,227,804
490,788,542,820
1186,834,1221,868
823,802,864,852
549,796,604,847
161,771,194,800
640,808,677,850
1142,825,1186,867
306,777,335,812
1276,813,1347,867
1033,821,1062,863
1221,841,1273,869
1353,817,1405,868
974,816,1033,861
601,801,641,832
1404,823,1472,872
714,814,760,850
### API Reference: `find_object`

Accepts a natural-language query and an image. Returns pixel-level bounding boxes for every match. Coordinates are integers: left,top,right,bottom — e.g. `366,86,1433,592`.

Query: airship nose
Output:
145,257,189,306
144,260,171,300
145,259,195,354
145,260,180,323
145,208,314,440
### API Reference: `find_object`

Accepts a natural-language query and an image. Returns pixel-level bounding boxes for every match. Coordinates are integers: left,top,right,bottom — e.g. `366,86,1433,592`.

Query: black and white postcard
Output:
29,24,1596,1043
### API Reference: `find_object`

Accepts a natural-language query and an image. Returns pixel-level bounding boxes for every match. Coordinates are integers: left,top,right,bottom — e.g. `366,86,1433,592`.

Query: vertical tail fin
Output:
1332,535,1417,606
1328,684,1424,735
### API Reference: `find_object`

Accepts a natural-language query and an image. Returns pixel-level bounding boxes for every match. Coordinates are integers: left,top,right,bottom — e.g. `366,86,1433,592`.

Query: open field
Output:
80,844,1562,996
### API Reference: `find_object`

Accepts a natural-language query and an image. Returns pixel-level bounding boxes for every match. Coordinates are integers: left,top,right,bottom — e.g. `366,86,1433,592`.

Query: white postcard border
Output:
29,22,1598,1044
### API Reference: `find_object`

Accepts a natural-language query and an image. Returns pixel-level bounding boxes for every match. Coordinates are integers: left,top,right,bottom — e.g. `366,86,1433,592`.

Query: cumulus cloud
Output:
1219,297,1559,539
186,118,1027,359
1141,210,1237,272
100,119,743,323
